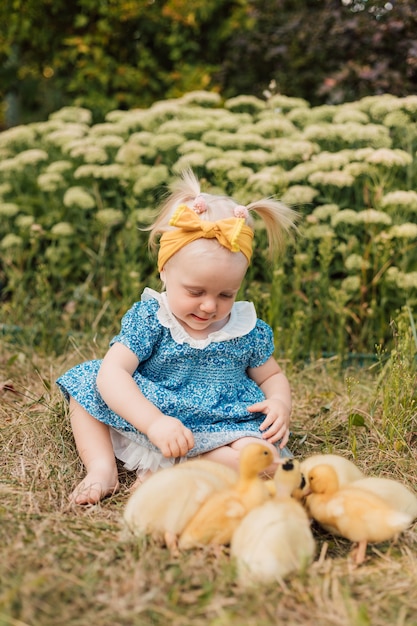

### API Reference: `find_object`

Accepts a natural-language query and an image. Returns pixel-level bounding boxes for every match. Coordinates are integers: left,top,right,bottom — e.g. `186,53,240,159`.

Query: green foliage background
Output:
1,0,417,126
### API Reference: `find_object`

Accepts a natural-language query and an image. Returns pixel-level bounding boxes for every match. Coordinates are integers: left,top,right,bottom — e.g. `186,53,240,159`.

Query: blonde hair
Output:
147,169,298,258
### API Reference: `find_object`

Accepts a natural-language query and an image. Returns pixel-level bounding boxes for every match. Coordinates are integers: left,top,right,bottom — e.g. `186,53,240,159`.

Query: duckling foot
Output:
350,540,368,566
164,531,180,556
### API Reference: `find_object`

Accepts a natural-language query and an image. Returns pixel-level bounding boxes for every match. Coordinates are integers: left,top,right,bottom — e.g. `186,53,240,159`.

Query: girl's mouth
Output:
191,314,211,322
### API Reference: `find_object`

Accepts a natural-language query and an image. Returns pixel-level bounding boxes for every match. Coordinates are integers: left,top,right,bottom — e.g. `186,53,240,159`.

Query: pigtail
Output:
147,168,201,252
247,199,299,258
146,168,298,257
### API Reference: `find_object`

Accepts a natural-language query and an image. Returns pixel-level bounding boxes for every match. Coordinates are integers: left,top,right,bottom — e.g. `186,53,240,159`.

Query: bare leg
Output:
200,437,280,477
69,397,119,504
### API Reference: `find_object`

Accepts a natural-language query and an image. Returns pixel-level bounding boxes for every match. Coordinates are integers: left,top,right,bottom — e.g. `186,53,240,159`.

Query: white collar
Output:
141,287,257,349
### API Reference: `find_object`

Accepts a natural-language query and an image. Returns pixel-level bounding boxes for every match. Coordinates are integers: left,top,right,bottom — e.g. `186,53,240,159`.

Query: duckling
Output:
231,459,315,584
123,459,238,551
306,464,413,564
300,454,364,495
178,443,273,549
351,476,417,519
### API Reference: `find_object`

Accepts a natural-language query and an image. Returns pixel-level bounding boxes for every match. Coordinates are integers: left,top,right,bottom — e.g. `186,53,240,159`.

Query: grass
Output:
1,341,417,626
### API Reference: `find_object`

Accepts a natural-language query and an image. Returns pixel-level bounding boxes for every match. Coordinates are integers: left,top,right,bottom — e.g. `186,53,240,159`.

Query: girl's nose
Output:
200,297,216,313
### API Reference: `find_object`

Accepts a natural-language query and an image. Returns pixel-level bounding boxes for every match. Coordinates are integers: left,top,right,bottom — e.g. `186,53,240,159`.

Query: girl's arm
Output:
247,356,292,448
96,342,194,457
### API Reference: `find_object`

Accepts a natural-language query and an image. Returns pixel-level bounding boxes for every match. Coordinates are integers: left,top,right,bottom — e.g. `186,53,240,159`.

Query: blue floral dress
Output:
57,288,291,474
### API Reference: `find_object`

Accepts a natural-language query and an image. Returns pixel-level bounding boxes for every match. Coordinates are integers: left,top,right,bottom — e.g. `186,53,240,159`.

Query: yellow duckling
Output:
306,464,413,565
300,454,364,495
351,476,417,519
179,443,273,549
231,459,315,584
123,459,238,551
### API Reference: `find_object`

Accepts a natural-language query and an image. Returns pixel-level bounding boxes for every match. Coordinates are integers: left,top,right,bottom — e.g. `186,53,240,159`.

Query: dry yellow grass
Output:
1,344,416,626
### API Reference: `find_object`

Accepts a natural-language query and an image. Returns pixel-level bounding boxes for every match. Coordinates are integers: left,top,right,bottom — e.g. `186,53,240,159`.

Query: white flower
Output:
15,215,35,229
387,223,417,239
45,124,89,147
206,157,235,173
51,222,75,236
308,170,355,188
227,166,254,183
224,95,266,113
343,162,372,177
365,148,412,167
63,186,95,210
331,209,361,227
281,185,319,205
272,138,317,163
0,125,36,148
45,160,73,174
333,108,369,124
95,208,124,227
73,164,102,179
132,165,169,195
345,253,370,271
253,117,297,138
91,164,126,180
172,153,207,173
357,209,392,226
37,172,65,192
151,133,185,152
385,268,417,290
49,106,92,125
95,134,125,149
116,143,146,165
0,182,12,196
1,233,23,248
381,190,417,213
0,157,19,173
285,162,318,183
69,144,108,163
246,168,286,196
313,204,340,221
179,91,221,107
341,276,361,293
0,202,19,217
312,150,352,170
90,122,127,137
383,110,412,128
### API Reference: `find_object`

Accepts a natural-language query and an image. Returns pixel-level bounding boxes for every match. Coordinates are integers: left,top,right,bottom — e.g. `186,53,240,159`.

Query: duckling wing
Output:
124,467,227,539
351,477,417,519
325,490,412,543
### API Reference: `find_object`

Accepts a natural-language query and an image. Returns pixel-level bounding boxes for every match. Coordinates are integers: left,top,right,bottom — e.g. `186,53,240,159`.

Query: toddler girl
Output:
57,169,298,504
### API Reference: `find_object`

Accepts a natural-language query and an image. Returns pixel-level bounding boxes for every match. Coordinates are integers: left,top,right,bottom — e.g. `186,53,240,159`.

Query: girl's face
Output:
161,240,248,339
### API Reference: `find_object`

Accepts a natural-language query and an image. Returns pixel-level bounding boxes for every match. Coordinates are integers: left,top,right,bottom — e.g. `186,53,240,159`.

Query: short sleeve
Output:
246,319,275,369
109,299,163,362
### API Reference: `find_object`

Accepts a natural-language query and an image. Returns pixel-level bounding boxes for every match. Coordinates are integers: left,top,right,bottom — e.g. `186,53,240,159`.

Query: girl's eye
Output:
188,291,203,297
221,293,233,299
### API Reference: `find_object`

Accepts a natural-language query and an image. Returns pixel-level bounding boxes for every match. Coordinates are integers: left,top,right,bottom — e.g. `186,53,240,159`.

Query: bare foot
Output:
70,467,119,505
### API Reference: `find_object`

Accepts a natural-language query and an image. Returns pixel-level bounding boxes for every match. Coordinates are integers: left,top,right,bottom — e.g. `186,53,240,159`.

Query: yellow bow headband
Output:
157,204,254,272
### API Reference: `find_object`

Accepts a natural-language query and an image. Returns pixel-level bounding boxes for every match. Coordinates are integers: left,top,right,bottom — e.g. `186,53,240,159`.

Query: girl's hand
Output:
146,415,195,458
247,398,291,448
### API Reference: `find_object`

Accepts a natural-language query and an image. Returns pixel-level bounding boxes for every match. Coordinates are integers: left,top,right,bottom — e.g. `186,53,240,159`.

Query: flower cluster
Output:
1,92,416,356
